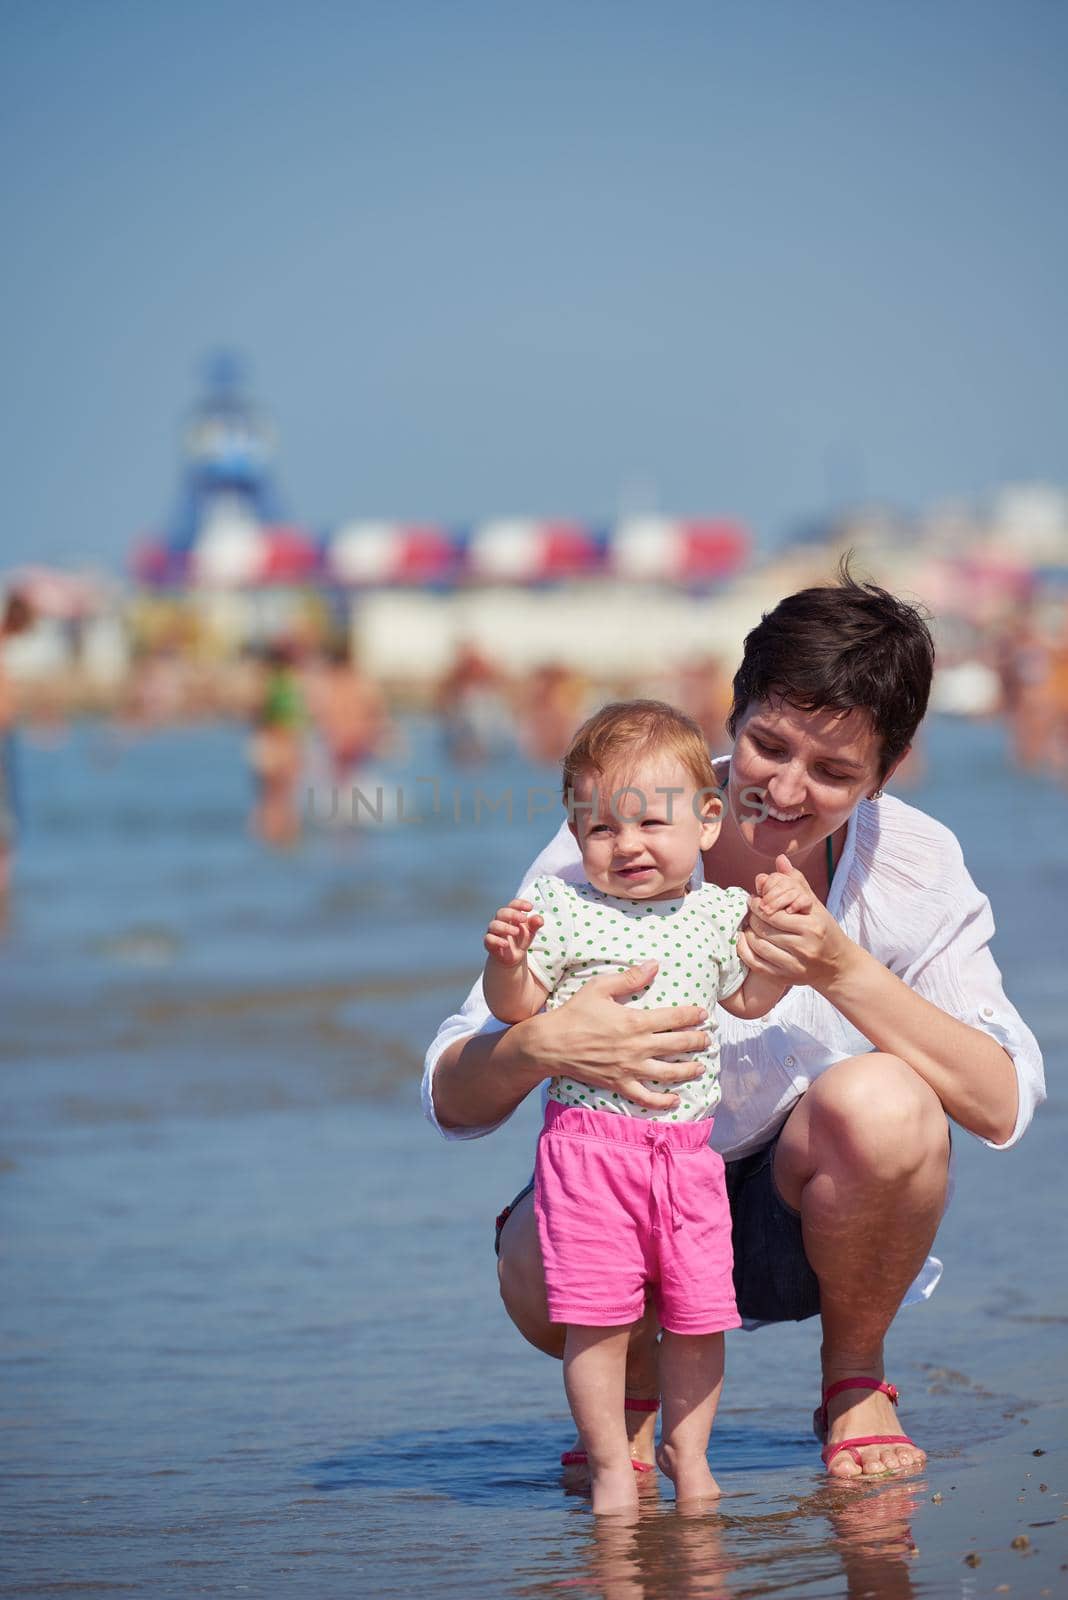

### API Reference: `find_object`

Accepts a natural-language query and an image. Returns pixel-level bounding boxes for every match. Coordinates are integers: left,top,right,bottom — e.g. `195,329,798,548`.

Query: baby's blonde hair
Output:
561,699,718,805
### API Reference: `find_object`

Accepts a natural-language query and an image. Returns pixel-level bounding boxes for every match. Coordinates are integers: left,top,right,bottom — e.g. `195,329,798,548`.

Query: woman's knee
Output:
497,1196,565,1359
808,1054,949,1177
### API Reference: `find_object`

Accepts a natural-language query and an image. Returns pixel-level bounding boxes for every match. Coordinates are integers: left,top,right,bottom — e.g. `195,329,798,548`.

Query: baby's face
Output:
568,754,722,901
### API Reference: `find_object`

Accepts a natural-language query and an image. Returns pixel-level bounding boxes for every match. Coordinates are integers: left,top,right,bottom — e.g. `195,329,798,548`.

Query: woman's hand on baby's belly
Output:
520,958,708,1113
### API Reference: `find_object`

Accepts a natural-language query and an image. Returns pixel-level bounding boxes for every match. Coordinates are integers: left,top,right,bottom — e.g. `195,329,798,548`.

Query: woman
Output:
423,570,1045,1479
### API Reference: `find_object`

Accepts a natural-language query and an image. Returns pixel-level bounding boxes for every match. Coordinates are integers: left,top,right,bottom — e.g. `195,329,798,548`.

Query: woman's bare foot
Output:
620,1313,661,1467
623,1394,659,1467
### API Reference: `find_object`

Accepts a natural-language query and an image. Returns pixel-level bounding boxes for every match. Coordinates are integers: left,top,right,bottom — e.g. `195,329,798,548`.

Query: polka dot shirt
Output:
525,875,749,1122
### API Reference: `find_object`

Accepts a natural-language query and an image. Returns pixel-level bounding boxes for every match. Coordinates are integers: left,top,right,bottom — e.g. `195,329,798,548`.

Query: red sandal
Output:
814,1377,918,1473
561,1395,659,1474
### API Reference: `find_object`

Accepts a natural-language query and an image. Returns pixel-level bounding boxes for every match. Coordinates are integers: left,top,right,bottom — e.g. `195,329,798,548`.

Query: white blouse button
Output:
785,1055,796,1068
980,1005,995,1020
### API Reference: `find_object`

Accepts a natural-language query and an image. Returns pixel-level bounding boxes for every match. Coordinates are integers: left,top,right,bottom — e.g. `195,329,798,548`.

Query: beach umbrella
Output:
465,520,604,583
326,521,462,586
538,521,605,579
608,518,750,584
391,524,464,584
465,520,547,582
257,524,321,584
681,519,750,581
327,521,401,584
190,518,265,587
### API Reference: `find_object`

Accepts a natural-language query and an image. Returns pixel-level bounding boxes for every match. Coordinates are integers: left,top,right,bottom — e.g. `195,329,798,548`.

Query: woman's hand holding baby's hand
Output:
524,960,709,1112
753,867,815,917
483,899,544,966
740,854,849,990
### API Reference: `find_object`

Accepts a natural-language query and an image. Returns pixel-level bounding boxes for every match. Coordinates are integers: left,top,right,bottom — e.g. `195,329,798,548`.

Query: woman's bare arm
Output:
740,861,1018,1143
433,1019,552,1131
432,959,712,1131
817,944,1018,1142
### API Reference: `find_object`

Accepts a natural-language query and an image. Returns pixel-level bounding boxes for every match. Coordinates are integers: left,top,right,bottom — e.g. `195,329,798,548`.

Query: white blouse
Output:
423,791,1045,1160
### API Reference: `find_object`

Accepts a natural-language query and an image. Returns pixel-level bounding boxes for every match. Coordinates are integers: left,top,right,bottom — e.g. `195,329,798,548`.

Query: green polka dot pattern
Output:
523,875,750,1123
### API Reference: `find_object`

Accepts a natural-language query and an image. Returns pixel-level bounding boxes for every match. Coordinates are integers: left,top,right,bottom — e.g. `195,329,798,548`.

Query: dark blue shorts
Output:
494,1133,819,1325
723,1136,820,1323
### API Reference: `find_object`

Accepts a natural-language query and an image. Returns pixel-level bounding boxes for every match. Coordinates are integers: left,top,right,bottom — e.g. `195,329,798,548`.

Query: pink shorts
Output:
534,1102,742,1335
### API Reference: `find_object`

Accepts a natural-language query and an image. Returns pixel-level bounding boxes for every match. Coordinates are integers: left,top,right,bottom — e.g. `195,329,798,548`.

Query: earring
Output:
868,788,884,801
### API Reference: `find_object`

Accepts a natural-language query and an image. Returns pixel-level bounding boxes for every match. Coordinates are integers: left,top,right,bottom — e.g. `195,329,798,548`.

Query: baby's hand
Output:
483,899,545,967
753,870,814,917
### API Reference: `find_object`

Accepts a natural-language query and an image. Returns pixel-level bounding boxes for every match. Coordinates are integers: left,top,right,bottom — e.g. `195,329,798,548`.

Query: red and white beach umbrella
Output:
190,518,265,587
326,522,459,586
257,525,320,584
465,520,603,583
609,518,749,584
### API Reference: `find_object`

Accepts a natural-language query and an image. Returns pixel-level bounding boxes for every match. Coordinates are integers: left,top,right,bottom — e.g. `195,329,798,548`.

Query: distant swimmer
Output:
675,653,732,751
1046,604,1068,783
0,591,35,905
304,640,391,788
517,662,590,766
995,609,1052,771
248,643,306,847
435,642,513,765
993,602,1068,778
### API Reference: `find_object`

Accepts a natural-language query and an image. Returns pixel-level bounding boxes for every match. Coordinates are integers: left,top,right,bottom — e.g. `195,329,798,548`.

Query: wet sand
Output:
2,717,1066,1596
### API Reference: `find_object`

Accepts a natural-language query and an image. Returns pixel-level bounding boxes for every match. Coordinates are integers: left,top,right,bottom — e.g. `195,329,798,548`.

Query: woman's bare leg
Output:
495,1190,564,1356
656,1331,724,1502
497,1192,660,1463
774,1053,950,1478
564,1324,638,1514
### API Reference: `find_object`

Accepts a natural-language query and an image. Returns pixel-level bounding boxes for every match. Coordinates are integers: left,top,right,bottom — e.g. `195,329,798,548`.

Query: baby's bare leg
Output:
564,1325,640,1515
656,1331,725,1502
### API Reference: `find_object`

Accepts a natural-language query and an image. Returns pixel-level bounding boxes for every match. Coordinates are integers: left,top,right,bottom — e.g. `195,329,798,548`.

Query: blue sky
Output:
3,0,1066,570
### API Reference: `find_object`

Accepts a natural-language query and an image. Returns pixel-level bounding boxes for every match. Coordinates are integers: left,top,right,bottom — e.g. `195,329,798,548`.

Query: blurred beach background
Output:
2,2,1067,1596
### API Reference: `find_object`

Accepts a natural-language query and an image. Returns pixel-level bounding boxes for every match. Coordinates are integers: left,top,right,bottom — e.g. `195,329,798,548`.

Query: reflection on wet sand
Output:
574,1499,734,1600
823,1479,924,1599
552,1477,925,1600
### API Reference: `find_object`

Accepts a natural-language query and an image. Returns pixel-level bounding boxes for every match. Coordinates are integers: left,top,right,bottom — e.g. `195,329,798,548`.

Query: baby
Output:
482,700,808,1513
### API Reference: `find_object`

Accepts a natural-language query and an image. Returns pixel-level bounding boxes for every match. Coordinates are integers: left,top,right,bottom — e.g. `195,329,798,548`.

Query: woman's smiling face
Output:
728,698,892,859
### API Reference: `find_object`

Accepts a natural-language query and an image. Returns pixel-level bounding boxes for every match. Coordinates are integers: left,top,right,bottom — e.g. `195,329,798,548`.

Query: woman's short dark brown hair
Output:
726,560,935,776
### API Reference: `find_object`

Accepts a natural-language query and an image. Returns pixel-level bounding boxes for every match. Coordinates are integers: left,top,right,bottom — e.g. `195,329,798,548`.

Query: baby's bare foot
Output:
590,1463,641,1515
656,1445,721,1503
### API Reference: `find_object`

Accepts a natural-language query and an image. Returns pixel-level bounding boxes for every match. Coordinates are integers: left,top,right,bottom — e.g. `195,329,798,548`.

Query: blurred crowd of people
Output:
246,642,391,846
1,597,1067,866
240,641,736,848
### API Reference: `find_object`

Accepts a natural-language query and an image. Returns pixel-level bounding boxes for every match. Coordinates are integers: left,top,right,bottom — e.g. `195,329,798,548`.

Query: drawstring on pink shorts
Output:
534,1101,742,1335
647,1126,683,1233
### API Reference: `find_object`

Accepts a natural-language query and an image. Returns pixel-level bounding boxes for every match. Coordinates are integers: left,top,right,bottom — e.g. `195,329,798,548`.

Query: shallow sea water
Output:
1,715,1066,1597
